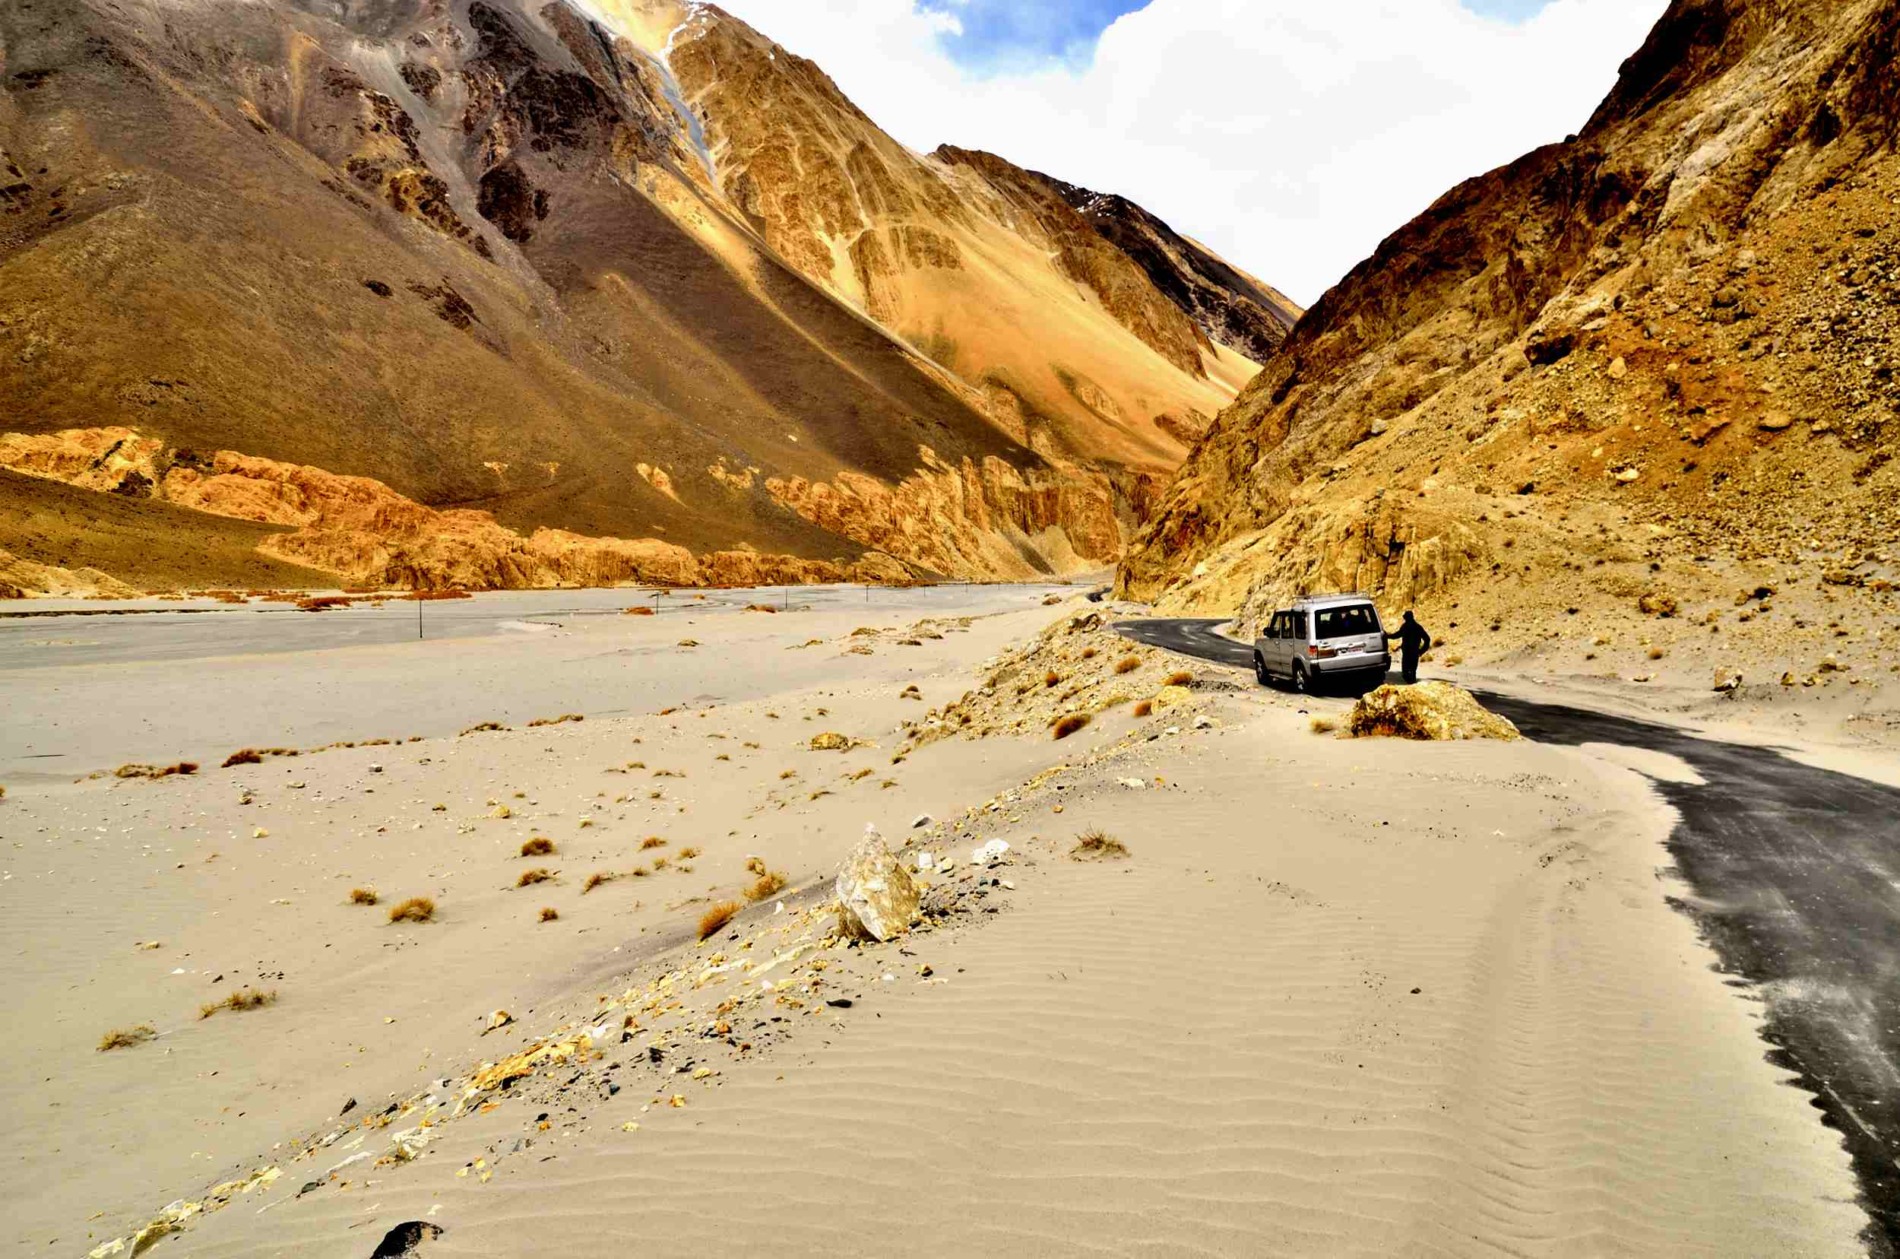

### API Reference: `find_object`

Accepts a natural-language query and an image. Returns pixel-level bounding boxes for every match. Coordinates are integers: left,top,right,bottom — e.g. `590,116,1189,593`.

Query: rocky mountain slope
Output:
1120,0,1900,700
0,0,1286,594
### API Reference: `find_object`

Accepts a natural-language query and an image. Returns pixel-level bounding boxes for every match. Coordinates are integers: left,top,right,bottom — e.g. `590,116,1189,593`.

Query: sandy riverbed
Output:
0,592,1868,1256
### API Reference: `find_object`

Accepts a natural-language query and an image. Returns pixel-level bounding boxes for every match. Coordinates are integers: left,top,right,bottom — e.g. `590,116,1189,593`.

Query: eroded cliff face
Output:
0,428,1128,592
1121,0,1900,651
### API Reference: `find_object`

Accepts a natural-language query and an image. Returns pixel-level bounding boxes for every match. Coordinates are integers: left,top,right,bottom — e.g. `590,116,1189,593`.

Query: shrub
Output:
678,846,701,859
745,856,769,876
744,604,778,613
1052,713,1091,740
460,721,507,736
629,865,650,878
1647,647,1666,660
538,906,560,923
349,887,379,905
200,988,276,1019
1310,717,1337,735
1133,700,1153,718
1081,647,1097,660
527,714,584,728
745,870,788,901
519,836,556,857
623,606,656,616
516,868,553,888
98,1025,157,1051
388,896,435,923
1043,670,1061,688
222,748,263,767
114,761,199,779
1115,656,1141,675
1070,829,1130,860
697,900,742,940
583,871,615,893
641,836,667,850
1164,670,1193,687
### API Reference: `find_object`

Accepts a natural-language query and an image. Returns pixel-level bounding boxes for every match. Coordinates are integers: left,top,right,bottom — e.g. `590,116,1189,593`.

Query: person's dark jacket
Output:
1392,621,1431,657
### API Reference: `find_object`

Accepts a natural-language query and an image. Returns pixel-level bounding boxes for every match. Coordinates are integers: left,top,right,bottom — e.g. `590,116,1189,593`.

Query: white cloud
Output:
709,0,1668,307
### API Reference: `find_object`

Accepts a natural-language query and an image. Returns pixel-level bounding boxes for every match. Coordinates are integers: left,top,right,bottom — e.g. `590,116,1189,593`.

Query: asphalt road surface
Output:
1120,616,1900,1255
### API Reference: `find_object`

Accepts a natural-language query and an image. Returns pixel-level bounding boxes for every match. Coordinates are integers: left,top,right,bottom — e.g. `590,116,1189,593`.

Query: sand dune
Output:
12,596,1868,1257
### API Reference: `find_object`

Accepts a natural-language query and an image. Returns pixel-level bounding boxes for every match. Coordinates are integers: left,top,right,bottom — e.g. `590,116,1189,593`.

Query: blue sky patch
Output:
1461,0,1556,20
919,1,1558,74
917,0,1153,72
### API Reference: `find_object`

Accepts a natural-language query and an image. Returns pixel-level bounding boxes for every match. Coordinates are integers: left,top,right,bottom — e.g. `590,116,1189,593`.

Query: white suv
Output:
1253,595,1391,695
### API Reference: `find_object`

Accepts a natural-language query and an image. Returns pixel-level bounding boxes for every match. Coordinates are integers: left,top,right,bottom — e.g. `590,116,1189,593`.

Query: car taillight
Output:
1308,645,1337,659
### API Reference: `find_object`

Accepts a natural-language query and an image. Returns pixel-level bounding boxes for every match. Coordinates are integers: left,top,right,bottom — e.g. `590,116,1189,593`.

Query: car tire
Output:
1292,662,1311,695
1254,653,1271,687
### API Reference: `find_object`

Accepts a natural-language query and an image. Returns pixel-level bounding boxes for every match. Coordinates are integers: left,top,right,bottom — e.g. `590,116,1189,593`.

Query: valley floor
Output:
0,588,1873,1256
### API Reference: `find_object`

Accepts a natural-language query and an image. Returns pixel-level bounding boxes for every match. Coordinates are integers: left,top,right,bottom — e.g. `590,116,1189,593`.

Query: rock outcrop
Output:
834,829,920,943
1349,684,1520,742
1119,0,1900,679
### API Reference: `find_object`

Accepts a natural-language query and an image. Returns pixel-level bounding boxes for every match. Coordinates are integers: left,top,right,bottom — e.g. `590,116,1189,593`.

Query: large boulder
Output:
835,828,920,942
1348,682,1520,742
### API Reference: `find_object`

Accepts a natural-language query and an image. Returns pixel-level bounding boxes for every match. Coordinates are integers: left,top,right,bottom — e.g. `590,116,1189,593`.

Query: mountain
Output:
0,0,1289,594
1119,0,1900,654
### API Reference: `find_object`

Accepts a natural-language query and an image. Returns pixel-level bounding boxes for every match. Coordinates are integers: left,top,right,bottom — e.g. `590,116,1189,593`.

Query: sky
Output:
711,0,1670,307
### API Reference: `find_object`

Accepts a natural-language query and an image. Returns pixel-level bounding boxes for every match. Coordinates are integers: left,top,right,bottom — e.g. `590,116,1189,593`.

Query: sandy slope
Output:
0,595,1867,1256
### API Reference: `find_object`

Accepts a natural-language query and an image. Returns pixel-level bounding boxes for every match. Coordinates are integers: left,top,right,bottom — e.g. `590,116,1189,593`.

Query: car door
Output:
1269,612,1291,674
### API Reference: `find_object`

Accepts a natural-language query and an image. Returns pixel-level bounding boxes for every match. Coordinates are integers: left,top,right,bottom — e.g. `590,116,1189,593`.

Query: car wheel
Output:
1254,653,1271,687
1292,662,1311,694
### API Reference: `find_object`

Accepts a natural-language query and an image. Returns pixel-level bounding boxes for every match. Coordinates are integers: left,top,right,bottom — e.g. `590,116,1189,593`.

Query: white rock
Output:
911,813,932,829
970,838,1011,867
835,826,920,942
1118,777,1146,789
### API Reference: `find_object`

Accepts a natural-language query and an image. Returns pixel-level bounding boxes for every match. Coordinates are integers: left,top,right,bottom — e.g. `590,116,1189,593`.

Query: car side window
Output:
1292,611,1308,640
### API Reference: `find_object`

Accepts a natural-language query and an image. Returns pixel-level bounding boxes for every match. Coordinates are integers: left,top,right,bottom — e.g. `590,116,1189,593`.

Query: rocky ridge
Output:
0,0,1289,594
1119,0,1900,693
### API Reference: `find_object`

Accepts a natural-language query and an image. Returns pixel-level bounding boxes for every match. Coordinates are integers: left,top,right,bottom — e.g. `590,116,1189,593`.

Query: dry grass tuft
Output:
1081,647,1097,660
744,855,769,876
538,906,560,923
641,836,667,850
744,603,778,613
98,1024,157,1051
519,836,556,857
200,987,276,1019
1164,670,1194,687
1647,647,1667,660
459,721,507,736
651,855,671,871
1115,655,1141,675
527,713,584,727
222,748,263,767
388,896,435,923
697,900,742,941
583,870,615,893
1051,712,1092,740
516,867,553,888
745,870,788,902
349,887,379,906
1043,670,1062,688
1133,700,1154,718
678,846,701,860
622,605,656,616
629,865,650,878
114,761,199,779
1070,829,1130,860
1310,716,1338,735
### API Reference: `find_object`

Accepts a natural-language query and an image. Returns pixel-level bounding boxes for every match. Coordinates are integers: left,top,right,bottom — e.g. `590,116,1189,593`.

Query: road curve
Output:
1119,616,1900,1256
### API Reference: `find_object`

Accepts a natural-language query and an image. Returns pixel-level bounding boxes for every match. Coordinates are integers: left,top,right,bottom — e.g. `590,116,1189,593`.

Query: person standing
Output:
1388,611,1432,685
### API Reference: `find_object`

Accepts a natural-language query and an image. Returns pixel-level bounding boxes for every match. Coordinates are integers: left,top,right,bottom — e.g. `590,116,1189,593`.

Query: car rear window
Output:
1314,605,1378,639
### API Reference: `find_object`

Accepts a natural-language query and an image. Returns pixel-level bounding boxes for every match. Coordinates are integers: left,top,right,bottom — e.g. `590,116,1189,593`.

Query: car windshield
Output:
1314,605,1378,639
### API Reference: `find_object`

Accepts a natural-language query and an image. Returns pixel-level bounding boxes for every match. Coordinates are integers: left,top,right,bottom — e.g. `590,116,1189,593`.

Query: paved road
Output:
1120,616,1900,1254
0,583,1060,672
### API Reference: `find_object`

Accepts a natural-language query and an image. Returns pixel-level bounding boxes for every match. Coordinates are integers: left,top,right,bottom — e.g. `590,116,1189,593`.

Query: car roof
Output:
1287,594,1374,609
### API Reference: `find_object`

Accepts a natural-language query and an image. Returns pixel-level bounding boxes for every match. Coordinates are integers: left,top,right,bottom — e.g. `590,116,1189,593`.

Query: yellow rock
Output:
1348,682,1520,742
